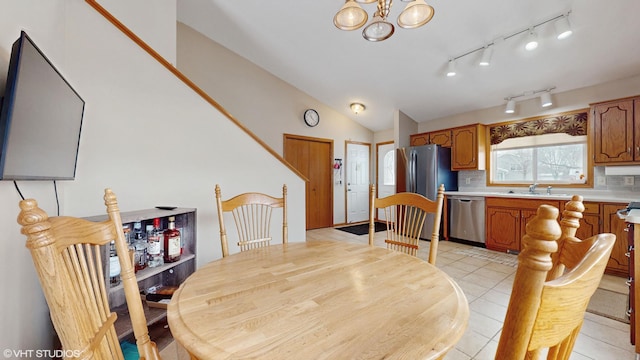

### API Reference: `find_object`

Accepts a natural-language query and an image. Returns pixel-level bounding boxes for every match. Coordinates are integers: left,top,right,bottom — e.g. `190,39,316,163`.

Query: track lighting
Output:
504,87,556,114
524,29,538,51
554,15,573,40
505,99,516,114
445,11,572,77
479,45,493,66
446,59,456,77
540,91,553,107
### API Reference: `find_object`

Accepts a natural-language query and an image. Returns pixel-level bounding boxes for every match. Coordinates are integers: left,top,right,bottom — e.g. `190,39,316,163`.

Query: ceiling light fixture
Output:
524,28,538,51
479,45,493,66
540,91,553,107
505,99,516,114
446,59,457,77
445,11,571,77
504,86,556,114
554,15,573,40
334,0,434,42
350,102,366,114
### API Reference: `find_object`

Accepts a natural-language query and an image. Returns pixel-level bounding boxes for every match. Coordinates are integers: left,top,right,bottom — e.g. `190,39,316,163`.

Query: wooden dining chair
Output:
495,201,616,360
368,183,445,265
17,189,161,360
215,184,288,257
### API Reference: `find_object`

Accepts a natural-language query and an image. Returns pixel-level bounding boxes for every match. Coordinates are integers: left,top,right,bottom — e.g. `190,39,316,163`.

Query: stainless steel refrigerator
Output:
397,144,458,240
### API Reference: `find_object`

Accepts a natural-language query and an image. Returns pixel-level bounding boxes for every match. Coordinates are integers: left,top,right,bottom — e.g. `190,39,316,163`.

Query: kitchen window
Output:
487,109,590,186
491,133,587,184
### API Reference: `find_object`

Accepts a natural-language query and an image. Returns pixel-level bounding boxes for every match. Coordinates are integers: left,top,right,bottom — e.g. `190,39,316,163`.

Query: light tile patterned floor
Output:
161,227,637,360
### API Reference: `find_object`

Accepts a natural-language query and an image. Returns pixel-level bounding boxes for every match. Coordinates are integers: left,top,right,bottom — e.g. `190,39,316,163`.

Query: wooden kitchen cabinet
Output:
451,124,486,170
409,129,452,147
558,200,601,241
486,197,561,253
602,203,629,277
592,96,640,164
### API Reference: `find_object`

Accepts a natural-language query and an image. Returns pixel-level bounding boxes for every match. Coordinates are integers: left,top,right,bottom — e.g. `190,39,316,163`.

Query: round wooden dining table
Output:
167,240,469,359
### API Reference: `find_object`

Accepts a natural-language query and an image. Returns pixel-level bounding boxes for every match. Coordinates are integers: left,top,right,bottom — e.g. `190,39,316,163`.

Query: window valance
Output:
489,110,588,145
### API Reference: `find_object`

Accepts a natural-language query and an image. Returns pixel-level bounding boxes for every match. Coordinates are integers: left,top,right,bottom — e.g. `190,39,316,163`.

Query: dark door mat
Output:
336,222,386,236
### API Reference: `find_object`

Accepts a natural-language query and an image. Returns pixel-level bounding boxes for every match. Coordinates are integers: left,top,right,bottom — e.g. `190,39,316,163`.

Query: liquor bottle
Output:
132,221,147,271
163,216,181,263
109,240,121,286
147,218,164,267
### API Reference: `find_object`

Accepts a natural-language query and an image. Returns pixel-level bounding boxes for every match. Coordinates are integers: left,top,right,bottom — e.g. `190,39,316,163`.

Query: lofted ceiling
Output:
177,0,640,132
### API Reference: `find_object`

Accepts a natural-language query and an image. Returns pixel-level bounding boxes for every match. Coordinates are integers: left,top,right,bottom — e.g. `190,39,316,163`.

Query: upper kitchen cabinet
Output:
451,124,486,170
593,96,640,164
409,129,452,147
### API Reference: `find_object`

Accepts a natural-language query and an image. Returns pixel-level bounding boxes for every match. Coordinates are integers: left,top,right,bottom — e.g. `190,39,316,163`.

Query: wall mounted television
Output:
0,31,84,181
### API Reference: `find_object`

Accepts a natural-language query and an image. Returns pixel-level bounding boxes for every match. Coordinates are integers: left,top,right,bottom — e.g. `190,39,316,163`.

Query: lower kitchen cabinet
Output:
485,197,561,253
602,203,629,277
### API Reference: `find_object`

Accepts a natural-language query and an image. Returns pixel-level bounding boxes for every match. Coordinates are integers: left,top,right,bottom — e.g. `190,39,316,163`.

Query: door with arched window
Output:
376,141,395,221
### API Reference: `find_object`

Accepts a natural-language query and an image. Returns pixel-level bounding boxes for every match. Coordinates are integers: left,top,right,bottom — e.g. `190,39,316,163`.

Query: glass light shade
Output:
555,16,573,40
505,99,516,114
334,0,368,31
362,15,395,41
397,0,435,29
355,0,377,3
446,60,456,77
540,92,553,107
479,45,493,66
350,103,366,114
524,30,538,51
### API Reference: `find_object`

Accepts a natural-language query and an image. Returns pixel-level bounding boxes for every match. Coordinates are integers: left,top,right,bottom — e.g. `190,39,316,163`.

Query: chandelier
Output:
333,0,435,42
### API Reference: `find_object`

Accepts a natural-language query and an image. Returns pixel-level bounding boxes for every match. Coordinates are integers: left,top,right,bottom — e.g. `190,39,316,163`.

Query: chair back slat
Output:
18,189,160,360
216,184,287,257
369,184,445,264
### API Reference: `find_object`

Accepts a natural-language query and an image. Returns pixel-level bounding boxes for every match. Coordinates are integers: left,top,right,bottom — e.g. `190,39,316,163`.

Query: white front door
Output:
346,142,370,223
377,142,396,220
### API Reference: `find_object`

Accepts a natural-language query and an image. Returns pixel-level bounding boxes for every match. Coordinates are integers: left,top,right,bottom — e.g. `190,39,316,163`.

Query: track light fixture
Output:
445,11,572,77
446,59,457,77
554,15,573,40
505,99,516,114
334,0,435,42
479,45,493,66
524,28,538,51
504,87,556,114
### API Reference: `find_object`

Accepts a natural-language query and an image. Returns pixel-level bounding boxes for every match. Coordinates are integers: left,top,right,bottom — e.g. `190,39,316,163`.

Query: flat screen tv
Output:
0,31,84,180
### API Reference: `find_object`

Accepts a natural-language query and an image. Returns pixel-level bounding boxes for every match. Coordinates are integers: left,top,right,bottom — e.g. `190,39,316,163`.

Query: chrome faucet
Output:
547,186,552,195
528,183,538,193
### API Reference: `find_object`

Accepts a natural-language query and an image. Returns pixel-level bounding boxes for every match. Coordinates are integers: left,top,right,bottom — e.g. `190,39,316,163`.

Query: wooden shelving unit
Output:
84,207,197,339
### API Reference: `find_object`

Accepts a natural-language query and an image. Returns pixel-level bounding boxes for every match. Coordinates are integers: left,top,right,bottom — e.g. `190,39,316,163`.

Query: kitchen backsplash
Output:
457,167,640,193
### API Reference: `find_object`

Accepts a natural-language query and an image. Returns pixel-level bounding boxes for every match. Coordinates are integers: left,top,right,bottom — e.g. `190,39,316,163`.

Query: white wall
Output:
176,23,380,225
417,74,640,132
0,0,305,351
99,0,177,65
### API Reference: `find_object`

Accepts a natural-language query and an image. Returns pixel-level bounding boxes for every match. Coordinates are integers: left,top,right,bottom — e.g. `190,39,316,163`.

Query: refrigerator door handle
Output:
410,151,417,193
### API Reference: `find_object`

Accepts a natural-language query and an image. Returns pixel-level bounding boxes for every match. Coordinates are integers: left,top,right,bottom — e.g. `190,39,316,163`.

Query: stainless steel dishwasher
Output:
449,195,485,245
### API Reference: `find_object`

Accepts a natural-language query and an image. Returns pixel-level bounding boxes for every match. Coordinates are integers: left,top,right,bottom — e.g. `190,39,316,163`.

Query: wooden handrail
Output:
84,0,306,181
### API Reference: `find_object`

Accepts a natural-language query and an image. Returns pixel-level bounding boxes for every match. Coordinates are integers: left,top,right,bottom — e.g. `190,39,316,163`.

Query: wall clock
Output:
304,109,319,127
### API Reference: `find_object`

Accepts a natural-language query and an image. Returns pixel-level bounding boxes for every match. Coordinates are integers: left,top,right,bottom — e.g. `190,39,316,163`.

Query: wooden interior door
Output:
284,134,333,229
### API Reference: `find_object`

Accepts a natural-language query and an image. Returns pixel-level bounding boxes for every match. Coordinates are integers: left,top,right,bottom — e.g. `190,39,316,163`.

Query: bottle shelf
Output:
109,253,195,293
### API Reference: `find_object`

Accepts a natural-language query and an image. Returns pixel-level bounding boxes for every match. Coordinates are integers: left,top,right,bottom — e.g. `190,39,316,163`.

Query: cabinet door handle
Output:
628,147,632,154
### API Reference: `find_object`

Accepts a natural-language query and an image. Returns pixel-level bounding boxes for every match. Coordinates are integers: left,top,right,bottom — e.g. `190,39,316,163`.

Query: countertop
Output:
444,190,637,203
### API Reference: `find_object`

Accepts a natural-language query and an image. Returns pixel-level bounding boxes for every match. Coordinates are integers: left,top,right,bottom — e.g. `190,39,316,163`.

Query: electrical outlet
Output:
596,176,606,186
465,178,471,185
624,176,635,186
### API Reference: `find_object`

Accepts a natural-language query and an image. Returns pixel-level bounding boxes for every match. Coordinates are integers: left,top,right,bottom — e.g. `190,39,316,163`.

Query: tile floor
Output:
161,227,637,359
306,226,636,360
